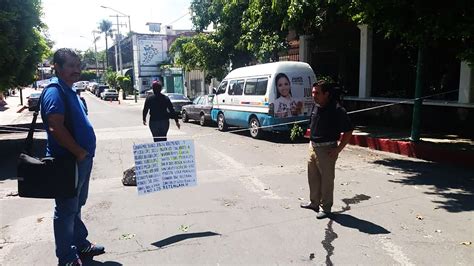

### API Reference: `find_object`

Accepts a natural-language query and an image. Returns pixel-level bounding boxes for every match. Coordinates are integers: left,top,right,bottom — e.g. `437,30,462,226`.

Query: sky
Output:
41,0,194,51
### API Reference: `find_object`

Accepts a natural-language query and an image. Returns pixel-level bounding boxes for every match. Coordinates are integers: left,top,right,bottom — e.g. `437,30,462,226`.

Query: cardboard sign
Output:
133,140,196,195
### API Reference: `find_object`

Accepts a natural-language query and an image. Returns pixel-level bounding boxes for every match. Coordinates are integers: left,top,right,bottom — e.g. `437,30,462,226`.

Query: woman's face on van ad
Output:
277,77,290,97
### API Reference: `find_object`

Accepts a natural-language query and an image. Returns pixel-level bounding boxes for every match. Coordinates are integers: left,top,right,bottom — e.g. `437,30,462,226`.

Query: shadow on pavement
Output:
84,259,122,266
0,137,47,181
330,213,390,234
373,158,474,212
151,231,220,248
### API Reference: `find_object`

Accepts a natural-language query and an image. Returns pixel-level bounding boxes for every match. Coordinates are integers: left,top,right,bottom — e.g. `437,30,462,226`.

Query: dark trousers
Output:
149,119,170,142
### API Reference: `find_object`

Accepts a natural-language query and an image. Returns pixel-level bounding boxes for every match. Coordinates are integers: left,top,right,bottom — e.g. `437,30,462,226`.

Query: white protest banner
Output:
133,140,196,195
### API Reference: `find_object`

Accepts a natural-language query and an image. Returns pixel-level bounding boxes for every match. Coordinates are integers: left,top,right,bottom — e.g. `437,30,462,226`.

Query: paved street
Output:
1,92,473,265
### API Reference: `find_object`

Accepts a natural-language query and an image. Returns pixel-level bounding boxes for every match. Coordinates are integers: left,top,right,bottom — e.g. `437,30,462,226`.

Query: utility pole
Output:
111,15,125,75
100,6,137,102
113,31,119,73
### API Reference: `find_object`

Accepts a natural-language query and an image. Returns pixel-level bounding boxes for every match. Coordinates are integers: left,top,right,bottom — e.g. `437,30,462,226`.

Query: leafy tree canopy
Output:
116,75,133,98
188,0,253,77
82,49,98,68
343,0,474,63
105,68,118,88
239,0,288,62
79,70,97,81
170,33,227,79
0,0,52,91
183,0,474,79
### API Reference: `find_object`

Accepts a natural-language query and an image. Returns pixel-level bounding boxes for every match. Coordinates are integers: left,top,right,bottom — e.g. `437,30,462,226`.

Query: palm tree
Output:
98,19,113,70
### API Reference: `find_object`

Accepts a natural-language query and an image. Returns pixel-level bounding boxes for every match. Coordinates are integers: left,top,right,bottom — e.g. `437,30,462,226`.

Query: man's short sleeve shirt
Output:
40,77,96,157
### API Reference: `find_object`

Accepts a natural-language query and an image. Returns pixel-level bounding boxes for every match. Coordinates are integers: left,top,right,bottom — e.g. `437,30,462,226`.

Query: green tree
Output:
239,0,288,62
98,20,113,69
104,69,118,88
189,0,253,74
170,34,227,79
0,0,51,92
343,0,474,63
82,49,97,68
275,0,341,35
116,75,132,99
79,70,97,81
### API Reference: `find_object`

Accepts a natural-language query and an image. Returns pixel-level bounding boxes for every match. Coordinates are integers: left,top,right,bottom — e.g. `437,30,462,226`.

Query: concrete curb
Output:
16,106,27,113
349,134,474,168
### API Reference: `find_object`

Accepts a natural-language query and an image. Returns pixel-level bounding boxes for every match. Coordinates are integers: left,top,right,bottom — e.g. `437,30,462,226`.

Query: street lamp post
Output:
114,14,123,75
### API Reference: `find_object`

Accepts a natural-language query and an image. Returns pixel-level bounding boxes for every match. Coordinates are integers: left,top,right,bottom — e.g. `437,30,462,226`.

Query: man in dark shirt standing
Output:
142,81,180,142
300,81,353,219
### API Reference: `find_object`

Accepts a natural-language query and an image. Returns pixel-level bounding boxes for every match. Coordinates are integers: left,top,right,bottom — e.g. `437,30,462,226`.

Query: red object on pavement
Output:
304,128,310,138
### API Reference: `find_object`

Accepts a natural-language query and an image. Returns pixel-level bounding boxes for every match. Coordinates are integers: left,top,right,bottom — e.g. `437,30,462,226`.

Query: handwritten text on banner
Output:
133,140,196,195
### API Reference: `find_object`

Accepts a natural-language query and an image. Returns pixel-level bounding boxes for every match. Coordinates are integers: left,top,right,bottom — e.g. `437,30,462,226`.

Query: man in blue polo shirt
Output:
40,48,104,265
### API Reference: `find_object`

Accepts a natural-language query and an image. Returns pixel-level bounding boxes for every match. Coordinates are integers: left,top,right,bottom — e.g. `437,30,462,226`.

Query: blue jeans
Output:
54,155,93,264
149,119,170,142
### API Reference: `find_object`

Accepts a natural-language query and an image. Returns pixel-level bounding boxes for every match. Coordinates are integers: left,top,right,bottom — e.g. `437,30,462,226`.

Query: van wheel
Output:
199,113,206,126
249,117,263,139
217,113,227,131
182,111,189,122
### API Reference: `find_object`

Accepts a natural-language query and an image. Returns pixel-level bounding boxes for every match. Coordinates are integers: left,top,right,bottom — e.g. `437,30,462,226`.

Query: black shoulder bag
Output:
17,85,78,199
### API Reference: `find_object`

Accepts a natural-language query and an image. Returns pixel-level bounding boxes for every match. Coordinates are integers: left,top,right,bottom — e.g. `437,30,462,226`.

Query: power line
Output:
166,12,190,26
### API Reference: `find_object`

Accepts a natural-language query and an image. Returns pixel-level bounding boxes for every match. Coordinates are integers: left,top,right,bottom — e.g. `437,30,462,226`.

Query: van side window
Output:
256,78,268,95
229,80,244,95
244,78,268,95
217,81,228,94
244,79,258,95
234,80,244,95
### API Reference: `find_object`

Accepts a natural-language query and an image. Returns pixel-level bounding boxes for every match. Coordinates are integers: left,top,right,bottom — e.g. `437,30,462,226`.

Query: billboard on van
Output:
273,72,313,118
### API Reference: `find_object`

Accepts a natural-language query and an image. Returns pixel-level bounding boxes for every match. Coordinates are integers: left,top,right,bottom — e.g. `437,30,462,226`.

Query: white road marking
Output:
377,236,414,266
197,143,281,199
95,126,186,141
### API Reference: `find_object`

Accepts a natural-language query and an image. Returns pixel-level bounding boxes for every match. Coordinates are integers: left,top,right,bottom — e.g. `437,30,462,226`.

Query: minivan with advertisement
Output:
211,61,316,138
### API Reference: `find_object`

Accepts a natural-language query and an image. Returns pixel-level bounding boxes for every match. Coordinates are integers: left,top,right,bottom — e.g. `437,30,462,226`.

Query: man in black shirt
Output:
300,81,353,219
142,81,180,142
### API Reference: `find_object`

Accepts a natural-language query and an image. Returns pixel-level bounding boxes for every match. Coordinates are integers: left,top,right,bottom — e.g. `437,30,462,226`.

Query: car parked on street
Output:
73,81,87,92
100,89,119,101
164,93,192,116
94,85,109,97
181,94,215,126
27,92,42,111
87,82,97,92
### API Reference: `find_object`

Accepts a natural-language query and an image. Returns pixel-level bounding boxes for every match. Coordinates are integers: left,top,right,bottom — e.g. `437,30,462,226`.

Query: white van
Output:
211,61,316,138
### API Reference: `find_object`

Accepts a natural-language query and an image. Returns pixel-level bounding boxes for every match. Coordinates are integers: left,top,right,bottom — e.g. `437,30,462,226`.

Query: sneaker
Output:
79,243,105,258
60,258,82,266
316,211,331,219
300,202,320,212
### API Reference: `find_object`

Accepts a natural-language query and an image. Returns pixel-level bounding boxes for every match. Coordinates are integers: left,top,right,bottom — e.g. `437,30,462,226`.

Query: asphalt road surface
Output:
1,91,473,265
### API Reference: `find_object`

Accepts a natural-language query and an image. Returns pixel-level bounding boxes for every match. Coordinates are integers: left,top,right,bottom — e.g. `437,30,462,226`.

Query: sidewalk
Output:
115,92,145,107
351,127,474,168
0,87,40,127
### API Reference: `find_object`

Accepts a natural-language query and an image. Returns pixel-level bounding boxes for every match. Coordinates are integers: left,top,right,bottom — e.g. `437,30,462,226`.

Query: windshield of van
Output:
217,81,227,94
